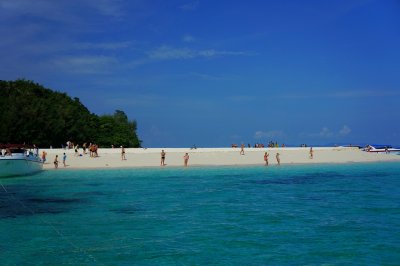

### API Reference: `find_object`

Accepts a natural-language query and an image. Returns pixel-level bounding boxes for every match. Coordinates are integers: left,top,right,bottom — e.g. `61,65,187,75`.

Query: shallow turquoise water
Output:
1,163,400,265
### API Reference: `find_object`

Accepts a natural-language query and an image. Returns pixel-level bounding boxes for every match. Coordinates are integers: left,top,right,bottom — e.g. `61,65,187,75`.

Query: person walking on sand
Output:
309,147,314,159
41,151,47,163
121,146,126,160
63,153,67,167
161,150,166,166
183,153,189,167
264,152,269,166
240,144,245,155
276,153,280,165
54,155,59,169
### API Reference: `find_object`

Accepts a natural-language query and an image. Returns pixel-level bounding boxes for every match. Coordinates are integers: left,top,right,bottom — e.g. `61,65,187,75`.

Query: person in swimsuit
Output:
264,152,269,166
63,153,67,167
54,155,59,169
276,153,280,165
121,146,126,160
309,147,313,159
82,143,87,154
183,153,189,167
41,151,47,163
240,144,245,155
161,150,166,166
74,144,79,156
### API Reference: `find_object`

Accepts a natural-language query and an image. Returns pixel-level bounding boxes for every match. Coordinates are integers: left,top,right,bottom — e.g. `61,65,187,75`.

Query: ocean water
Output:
1,163,400,265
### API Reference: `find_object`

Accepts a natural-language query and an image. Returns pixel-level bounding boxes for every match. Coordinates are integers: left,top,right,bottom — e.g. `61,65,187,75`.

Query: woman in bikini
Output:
183,153,189,167
161,150,166,166
121,146,126,160
264,152,269,166
54,155,59,169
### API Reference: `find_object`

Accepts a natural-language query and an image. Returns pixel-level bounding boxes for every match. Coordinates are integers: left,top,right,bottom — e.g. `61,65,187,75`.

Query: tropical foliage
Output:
0,80,141,147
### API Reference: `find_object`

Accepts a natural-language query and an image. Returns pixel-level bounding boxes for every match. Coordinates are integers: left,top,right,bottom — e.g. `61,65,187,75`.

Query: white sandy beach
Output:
41,147,400,170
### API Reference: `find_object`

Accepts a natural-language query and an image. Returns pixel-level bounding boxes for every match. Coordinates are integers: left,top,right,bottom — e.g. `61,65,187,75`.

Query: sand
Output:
41,147,400,170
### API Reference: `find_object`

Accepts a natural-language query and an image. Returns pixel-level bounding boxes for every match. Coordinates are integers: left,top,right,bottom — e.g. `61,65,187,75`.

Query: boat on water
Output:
0,144,43,177
363,145,400,153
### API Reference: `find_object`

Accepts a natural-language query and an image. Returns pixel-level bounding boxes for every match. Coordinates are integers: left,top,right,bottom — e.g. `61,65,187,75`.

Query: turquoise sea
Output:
1,162,400,265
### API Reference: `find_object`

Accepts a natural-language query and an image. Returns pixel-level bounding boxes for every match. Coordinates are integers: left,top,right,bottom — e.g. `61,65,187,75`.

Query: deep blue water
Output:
1,163,400,265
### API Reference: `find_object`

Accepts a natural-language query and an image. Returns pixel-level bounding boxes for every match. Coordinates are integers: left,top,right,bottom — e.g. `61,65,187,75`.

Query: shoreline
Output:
40,147,400,170
41,160,400,172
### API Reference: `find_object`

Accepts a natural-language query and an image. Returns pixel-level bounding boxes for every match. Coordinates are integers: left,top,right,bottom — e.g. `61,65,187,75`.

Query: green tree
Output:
97,110,141,147
0,79,141,147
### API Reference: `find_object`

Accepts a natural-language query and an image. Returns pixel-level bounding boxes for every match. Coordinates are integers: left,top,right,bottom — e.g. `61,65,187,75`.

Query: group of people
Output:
51,152,67,169
159,150,190,167
65,141,99,158
49,141,100,169
48,146,315,169
263,152,280,166
1,148,12,156
233,142,286,149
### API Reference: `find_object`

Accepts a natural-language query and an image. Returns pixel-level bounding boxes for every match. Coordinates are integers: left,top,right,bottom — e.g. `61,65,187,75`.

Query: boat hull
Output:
0,158,43,177
367,149,400,153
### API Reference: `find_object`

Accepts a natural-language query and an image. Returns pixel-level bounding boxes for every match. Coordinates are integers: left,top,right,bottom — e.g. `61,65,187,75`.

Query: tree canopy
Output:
0,80,141,148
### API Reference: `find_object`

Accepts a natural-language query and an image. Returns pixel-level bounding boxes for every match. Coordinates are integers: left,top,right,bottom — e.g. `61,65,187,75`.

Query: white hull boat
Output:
0,148,43,177
363,145,400,153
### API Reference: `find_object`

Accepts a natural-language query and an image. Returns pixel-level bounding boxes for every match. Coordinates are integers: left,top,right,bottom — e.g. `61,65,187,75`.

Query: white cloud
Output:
150,125,162,136
147,46,252,60
183,35,195,43
319,127,333,138
339,125,351,136
307,125,351,139
254,130,284,139
148,46,195,60
280,90,400,99
179,1,199,11
227,95,255,102
0,0,125,19
74,41,133,50
51,55,118,74
190,72,225,80
92,0,125,17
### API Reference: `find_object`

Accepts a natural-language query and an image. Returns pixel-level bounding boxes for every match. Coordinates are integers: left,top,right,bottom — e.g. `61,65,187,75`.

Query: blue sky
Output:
1,0,399,147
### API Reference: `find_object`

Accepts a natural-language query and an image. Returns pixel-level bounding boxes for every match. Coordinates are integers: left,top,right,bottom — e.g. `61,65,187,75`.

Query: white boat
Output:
363,145,400,153
0,146,43,177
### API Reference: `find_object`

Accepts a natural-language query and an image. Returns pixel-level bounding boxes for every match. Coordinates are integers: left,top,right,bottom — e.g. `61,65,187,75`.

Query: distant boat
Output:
363,145,400,153
0,145,43,177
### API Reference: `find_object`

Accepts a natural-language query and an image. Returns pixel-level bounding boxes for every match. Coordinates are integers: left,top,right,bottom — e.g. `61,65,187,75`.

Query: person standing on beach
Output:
183,153,189,167
74,144,79,156
121,146,126,160
63,153,67,167
276,153,280,165
240,144,245,155
82,143,87,154
309,147,314,159
41,151,47,163
54,155,59,169
161,150,166,166
264,152,269,166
